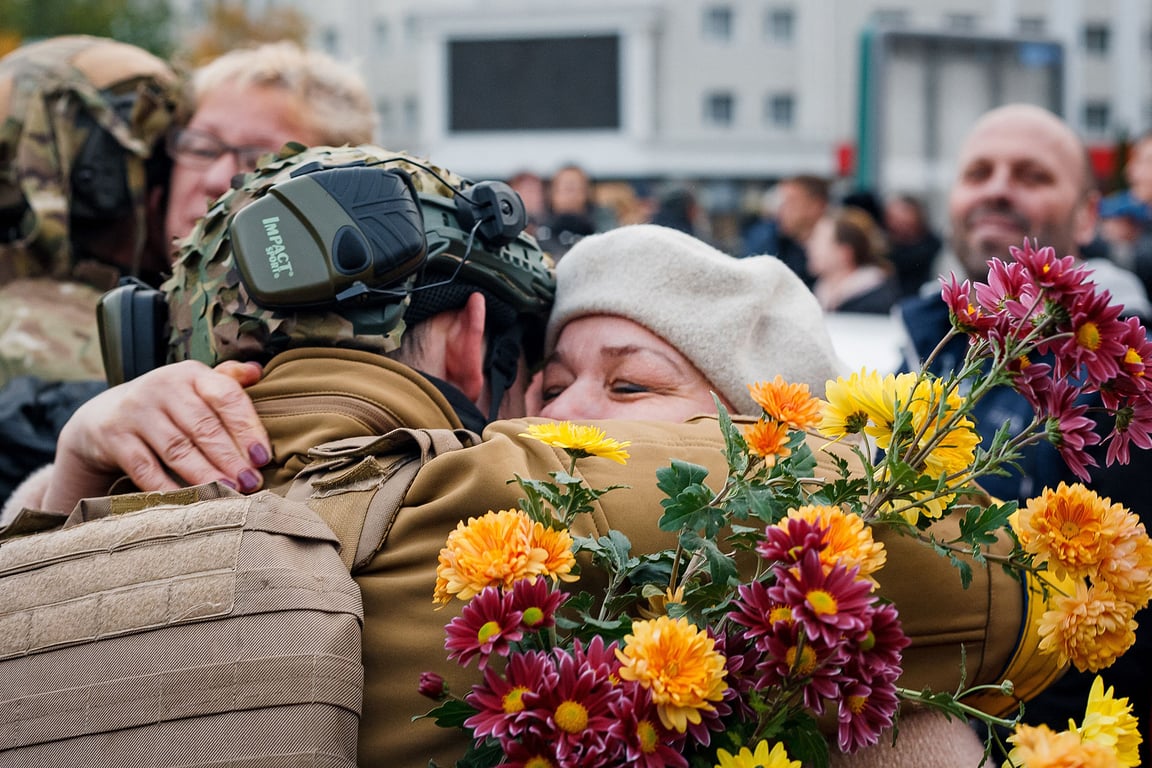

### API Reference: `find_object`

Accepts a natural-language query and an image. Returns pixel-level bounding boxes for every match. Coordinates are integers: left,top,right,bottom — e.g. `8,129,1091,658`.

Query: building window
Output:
376,98,393,134
765,93,795,128
944,13,978,32
1083,101,1111,133
764,8,794,42
403,96,419,133
871,8,909,27
320,27,340,55
1084,23,1111,55
703,6,733,41
404,15,419,47
1017,17,1045,36
374,19,390,54
704,92,735,127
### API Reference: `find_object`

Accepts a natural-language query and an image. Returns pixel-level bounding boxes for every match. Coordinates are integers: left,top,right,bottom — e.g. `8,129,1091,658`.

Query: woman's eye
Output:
540,385,566,402
611,381,649,394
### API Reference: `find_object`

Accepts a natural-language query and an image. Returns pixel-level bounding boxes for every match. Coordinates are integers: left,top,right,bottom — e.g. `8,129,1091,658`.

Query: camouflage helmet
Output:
0,35,183,288
164,143,556,371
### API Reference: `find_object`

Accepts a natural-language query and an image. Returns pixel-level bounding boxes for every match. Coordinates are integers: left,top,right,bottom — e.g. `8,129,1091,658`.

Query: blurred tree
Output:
0,0,173,56
177,1,309,67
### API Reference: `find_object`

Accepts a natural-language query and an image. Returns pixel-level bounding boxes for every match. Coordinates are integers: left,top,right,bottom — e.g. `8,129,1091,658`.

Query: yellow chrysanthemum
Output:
519,422,631,463
1004,723,1116,768
899,377,979,477
1078,675,1142,767
744,418,792,464
639,586,686,620
876,484,953,525
782,505,887,585
819,369,886,439
433,509,577,604
1016,483,1128,582
747,377,822,431
714,739,800,768
1037,581,1137,672
615,616,728,733
859,371,913,445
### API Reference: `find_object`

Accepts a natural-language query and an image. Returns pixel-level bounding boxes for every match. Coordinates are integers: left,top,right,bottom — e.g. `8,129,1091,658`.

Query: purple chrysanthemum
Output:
522,647,624,766
465,649,555,743
1037,380,1101,481
444,585,524,669
611,680,689,768
510,577,568,632
769,550,874,648
757,515,828,566
835,679,901,753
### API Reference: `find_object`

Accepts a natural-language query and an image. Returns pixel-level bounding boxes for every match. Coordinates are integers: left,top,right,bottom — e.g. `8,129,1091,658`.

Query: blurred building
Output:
171,0,1150,224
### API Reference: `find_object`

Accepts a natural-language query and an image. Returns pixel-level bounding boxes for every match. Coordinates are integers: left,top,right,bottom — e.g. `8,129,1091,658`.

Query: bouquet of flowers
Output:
420,241,1152,768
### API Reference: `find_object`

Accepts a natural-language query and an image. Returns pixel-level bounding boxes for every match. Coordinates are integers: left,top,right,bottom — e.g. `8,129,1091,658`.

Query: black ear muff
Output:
231,165,428,309
69,93,136,222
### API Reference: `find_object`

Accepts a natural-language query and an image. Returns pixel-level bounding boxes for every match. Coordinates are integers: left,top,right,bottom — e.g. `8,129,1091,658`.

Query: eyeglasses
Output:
166,127,279,170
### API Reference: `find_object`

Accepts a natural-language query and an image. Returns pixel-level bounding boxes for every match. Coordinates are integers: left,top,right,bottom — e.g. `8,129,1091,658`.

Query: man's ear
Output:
1075,190,1101,247
443,292,487,404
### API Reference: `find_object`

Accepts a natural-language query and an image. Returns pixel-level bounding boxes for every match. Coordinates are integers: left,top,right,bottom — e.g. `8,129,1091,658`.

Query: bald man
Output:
947,103,1149,312
901,103,1152,764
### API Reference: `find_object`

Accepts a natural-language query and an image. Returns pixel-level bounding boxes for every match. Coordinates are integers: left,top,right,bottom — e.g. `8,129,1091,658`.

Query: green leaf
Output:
656,460,710,500
782,711,829,768
714,395,751,473
413,699,477,729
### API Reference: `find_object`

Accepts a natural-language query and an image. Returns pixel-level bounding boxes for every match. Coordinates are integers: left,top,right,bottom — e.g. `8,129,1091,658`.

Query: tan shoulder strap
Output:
288,427,479,570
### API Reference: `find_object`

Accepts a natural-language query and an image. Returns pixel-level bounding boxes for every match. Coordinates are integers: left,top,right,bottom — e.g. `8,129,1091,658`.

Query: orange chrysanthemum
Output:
1037,581,1137,672
1006,723,1117,768
615,616,728,733
744,419,792,464
1016,483,1130,583
434,509,577,604
781,505,887,585
748,377,822,431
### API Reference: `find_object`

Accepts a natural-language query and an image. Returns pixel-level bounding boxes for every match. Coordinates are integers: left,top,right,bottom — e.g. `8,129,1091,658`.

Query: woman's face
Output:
537,315,726,422
805,216,844,277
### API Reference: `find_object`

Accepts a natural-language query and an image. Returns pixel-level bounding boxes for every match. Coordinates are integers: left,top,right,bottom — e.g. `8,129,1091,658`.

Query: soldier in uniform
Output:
0,36,377,504
12,144,1061,767
0,35,183,502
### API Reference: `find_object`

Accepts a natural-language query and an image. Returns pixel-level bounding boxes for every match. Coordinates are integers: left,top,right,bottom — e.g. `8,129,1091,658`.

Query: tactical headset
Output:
67,91,140,225
99,158,534,420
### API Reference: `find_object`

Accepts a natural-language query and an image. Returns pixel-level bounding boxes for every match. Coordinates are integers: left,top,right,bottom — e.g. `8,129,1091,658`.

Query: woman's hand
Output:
42,360,269,512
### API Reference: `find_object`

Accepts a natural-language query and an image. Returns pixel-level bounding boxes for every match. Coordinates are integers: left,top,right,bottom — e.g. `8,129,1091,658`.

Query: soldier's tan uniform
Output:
234,347,1059,767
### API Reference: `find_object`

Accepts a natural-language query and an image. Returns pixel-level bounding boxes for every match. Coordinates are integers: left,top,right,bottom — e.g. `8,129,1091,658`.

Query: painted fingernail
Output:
249,443,270,466
219,477,237,490
238,469,262,493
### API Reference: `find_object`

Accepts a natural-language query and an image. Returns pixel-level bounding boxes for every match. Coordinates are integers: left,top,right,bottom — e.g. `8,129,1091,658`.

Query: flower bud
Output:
418,671,446,700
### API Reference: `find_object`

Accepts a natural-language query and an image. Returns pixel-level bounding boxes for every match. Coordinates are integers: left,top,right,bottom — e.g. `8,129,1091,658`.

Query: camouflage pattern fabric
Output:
0,279,106,385
164,143,556,367
0,35,182,284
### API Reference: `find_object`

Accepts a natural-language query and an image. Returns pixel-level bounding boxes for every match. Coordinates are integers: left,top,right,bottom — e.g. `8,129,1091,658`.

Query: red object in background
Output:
836,142,856,178
1088,145,1118,181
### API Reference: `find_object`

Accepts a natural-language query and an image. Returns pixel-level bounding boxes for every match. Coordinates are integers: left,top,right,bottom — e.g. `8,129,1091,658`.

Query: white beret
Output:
546,224,846,414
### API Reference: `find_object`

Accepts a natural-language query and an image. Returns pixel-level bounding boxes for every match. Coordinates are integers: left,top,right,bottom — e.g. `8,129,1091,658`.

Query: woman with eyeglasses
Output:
163,41,376,250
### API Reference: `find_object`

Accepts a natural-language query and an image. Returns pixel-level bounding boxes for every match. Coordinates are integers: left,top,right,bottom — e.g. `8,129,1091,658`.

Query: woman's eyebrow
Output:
601,344,684,370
